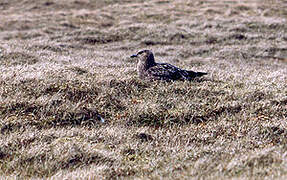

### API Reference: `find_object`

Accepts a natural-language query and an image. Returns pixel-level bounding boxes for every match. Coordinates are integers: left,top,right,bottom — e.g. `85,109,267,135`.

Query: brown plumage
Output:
130,50,207,81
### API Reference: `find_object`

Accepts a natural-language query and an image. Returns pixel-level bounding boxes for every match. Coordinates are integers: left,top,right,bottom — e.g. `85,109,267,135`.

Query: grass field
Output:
0,0,287,179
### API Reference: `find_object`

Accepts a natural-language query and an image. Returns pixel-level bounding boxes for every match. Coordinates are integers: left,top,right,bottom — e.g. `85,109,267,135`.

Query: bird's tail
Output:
187,71,207,78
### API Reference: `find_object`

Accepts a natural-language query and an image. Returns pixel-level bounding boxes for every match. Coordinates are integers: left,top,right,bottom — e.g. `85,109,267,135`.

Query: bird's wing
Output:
156,63,208,80
147,63,185,80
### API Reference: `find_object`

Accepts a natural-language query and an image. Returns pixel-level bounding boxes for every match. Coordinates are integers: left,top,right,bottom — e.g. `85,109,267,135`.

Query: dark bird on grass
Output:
130,50,207,81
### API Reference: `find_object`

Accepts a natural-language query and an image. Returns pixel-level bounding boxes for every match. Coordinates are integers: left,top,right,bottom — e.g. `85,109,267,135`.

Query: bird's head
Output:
130,50,155,64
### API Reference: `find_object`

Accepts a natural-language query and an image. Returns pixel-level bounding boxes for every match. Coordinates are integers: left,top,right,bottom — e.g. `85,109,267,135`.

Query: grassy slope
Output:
0,0,287,179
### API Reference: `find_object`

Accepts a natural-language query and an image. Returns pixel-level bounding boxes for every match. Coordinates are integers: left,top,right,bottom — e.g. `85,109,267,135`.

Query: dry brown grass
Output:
0,0,287,179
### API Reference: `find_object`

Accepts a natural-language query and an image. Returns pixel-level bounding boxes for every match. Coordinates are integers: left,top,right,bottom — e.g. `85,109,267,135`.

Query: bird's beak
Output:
130,54,137,58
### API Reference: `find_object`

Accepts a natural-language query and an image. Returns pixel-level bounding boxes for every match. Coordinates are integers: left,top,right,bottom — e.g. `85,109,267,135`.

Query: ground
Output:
0,0,287,179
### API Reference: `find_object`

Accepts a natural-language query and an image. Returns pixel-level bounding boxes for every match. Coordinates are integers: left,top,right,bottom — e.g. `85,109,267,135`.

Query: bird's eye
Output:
137,51,144,55
137,50,148,55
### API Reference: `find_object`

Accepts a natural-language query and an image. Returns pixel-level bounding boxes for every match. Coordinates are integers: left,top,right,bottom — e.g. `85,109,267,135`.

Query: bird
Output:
130,50,207,81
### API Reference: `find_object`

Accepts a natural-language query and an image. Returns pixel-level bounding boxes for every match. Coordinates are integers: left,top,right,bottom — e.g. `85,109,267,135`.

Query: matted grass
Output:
0,0,286,179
